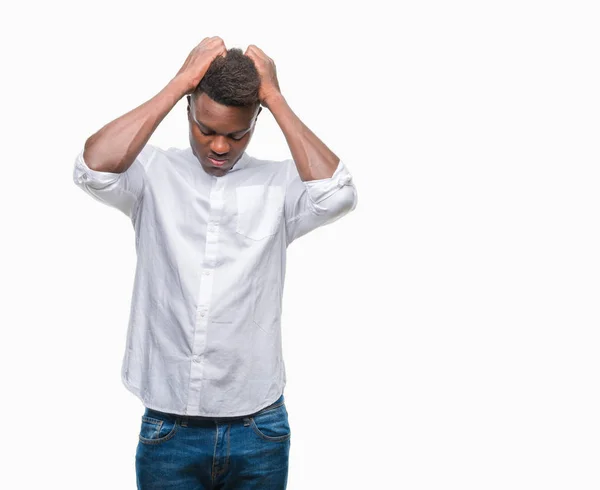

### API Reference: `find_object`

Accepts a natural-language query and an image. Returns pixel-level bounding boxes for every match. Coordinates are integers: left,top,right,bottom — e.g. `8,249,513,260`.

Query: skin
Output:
83,37,228,174
186,92,262,178
243,45,340,181
83,36,340,184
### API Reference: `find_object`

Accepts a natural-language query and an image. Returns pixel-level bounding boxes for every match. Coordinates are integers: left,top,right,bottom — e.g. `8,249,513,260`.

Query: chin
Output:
201,163,227,177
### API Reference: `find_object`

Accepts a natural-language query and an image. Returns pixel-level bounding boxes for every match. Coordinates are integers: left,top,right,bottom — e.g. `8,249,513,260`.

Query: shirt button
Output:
204,270,211,276
200,310,206,317
194,356,201,363
82,174,88,181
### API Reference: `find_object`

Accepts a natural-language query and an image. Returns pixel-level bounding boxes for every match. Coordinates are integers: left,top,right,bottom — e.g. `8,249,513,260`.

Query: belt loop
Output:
243,417,250,427
180,416,188,427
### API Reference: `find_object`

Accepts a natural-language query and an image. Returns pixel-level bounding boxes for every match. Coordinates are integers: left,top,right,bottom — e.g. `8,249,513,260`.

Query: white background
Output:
1,0,599,488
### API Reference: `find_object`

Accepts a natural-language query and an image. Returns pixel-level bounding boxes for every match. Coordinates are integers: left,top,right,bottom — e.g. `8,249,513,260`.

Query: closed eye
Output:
200,128,245,141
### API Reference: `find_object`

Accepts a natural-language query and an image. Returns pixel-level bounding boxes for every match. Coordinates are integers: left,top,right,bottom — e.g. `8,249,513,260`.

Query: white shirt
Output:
73,144,357,416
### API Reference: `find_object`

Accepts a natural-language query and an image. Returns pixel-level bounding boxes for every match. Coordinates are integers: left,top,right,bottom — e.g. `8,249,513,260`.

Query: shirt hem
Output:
121,373,284,417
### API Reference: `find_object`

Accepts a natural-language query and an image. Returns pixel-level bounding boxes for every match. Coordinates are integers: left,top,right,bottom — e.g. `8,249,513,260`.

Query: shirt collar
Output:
228,151,251,173
185,148,251,175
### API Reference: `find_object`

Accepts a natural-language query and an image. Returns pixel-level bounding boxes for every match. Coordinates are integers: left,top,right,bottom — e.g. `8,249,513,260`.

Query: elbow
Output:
331,170,357,216
336,184,358,215
83,137,123,173
313,184,357,223
83,137,101,171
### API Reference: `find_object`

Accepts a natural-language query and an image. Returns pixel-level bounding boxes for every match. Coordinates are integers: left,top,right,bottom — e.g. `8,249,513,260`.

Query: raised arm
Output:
244,44,340,182
83,37,227,173
244,45,357,245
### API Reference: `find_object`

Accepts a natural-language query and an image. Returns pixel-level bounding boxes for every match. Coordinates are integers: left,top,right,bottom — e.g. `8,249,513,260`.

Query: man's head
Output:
187,48,262,177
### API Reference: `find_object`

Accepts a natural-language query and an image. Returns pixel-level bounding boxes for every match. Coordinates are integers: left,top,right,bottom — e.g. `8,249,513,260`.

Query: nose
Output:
210,135,230,156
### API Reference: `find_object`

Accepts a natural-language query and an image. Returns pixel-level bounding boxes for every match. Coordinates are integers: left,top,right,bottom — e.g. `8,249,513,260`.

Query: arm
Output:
245,45,357,245
83,36,227,173
244,45,339,182
83,80,187,173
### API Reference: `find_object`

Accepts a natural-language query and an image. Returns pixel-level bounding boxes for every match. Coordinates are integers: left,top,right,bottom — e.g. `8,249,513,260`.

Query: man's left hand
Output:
245,45,281,108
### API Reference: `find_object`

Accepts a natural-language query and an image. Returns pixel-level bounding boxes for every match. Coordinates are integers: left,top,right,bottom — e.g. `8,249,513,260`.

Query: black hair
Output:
194,48,260,107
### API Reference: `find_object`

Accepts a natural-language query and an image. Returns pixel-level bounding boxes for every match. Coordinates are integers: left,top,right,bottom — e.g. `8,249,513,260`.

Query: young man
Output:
73,37,357,489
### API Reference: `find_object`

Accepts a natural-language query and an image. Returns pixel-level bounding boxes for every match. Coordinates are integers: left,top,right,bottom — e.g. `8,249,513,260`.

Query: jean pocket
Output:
249,404,291,442
138,411,179,445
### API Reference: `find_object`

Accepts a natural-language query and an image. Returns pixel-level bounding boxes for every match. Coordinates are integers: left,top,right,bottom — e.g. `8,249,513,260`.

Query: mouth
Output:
208,157,228,167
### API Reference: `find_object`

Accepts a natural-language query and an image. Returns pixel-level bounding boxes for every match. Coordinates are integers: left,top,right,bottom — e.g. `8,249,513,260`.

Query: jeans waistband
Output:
146,394,285,425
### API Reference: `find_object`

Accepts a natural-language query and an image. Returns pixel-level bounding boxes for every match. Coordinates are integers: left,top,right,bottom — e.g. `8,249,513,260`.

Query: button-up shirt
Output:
73,144,357,416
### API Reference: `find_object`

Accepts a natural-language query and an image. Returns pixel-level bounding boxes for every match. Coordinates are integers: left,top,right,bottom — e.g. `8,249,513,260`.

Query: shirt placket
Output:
186,175,226,413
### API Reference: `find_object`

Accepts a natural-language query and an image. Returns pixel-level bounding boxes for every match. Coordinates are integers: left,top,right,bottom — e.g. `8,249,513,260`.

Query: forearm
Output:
266,93,340,182
83,76,189,173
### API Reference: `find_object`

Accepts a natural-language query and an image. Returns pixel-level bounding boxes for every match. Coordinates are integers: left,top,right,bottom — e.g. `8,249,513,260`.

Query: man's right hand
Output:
174,37,227,95
82,36,226,175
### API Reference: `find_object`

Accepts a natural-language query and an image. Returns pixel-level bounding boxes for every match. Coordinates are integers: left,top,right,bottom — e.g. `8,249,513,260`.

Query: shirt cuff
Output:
303,159,354,204
73,150,123,189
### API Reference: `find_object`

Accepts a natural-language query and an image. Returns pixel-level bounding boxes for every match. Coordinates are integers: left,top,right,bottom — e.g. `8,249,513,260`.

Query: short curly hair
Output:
193,48,260,107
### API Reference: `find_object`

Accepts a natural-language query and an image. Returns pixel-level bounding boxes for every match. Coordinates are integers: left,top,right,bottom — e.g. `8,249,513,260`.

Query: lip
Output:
208,157,228,167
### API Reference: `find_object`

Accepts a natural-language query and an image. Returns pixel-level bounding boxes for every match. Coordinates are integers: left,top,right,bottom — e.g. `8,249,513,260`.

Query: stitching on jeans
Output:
249,404,291,442
141,416,164,428
252,400,284,416
138,419,178,445
249,417,291,442
225,423,231,468
211,424,219,484
213,424,231,478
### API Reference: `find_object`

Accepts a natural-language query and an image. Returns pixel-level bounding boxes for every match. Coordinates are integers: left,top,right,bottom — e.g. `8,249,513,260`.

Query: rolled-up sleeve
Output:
72,145,157,219
283,158,358,245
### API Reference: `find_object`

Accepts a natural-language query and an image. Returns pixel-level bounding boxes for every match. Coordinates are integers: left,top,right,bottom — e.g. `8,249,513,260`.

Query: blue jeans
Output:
135,394,290,489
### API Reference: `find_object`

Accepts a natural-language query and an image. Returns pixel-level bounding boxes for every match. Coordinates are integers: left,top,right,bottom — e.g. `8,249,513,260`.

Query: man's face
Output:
187,92,261,177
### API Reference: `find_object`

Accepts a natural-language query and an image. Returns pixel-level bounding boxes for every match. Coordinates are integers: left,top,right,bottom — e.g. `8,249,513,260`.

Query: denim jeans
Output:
135,394,290,489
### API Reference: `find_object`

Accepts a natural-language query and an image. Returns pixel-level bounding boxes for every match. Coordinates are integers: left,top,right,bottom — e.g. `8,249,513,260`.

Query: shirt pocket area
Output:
236,185,284,241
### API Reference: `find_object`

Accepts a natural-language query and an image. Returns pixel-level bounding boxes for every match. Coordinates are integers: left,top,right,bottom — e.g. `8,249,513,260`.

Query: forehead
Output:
191,92,258,130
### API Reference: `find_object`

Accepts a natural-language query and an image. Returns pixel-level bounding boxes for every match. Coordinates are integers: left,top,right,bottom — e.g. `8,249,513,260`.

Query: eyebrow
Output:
194,117,251,136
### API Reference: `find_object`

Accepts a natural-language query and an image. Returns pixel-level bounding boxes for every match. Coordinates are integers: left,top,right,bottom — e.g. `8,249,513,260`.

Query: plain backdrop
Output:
1,1,599,489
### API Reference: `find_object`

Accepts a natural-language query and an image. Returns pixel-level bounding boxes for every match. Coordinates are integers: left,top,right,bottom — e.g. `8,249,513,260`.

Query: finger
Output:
198,37,214,49
249,46,269,62
202,37,219,47
249,44,265,56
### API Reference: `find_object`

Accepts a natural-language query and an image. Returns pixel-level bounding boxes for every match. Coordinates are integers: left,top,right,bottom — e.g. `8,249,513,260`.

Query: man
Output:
73,37,357,489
